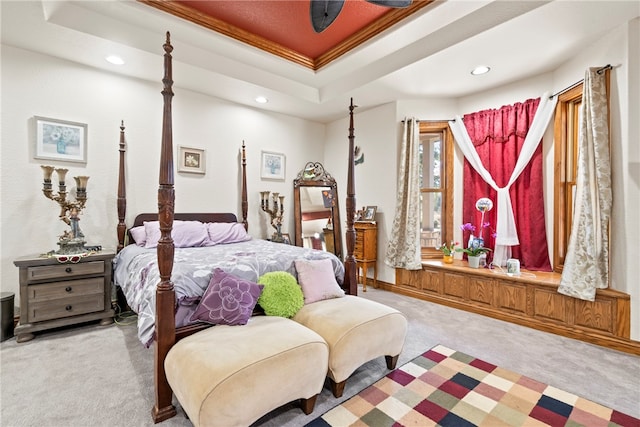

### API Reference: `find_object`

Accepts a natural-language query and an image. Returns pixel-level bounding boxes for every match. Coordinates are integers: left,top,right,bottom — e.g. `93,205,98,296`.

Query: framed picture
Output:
34,116,87,163
363,205,377,221
177,145,205,174
282,233,291,245
261,151,285,180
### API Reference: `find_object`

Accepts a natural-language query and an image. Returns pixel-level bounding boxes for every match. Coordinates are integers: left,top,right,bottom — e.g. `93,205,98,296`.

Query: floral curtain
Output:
558,68,612,300
449,94,557,270
385,118,422,270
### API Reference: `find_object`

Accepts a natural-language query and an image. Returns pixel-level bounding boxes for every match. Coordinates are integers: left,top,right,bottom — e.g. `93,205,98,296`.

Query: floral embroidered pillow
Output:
190,268,263,326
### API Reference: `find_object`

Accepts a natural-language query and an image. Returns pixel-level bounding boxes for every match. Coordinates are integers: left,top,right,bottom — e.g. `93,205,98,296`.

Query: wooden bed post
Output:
117,121,127,253
241,141,248,231
152,31,177,424
344,98,358,296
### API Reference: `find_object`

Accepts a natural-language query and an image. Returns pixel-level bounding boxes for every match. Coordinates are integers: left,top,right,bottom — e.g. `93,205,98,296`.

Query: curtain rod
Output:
401,118,455,123
549,64,612,99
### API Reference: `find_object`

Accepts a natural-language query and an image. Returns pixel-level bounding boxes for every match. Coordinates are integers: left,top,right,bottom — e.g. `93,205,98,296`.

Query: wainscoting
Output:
387,260,639,356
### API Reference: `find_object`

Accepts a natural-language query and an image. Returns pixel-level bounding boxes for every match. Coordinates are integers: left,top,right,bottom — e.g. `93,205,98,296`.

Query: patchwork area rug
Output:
307,345,639,427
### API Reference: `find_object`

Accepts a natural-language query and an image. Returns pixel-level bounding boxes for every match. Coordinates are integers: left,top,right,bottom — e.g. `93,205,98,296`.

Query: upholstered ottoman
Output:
165,315,329,427
293,295,408,397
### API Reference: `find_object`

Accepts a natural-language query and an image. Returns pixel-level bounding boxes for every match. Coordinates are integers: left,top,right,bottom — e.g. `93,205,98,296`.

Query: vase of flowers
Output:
437,241,458,264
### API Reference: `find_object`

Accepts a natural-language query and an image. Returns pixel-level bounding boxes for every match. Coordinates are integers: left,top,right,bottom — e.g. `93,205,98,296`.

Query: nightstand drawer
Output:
27,278,104,302
29,294,105,322
26,261,105,282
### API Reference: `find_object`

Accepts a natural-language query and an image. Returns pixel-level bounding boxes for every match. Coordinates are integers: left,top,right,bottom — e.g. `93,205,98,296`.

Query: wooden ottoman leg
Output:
330,379,347,398
385,354,399,370
301,394,319,414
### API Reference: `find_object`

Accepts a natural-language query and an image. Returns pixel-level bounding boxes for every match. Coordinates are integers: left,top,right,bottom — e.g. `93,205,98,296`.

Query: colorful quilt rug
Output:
307,345,639,427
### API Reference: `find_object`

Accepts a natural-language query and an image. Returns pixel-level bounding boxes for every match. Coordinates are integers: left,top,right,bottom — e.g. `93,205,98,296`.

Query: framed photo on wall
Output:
34,116,87,163
261,151,285,180
177,145,205,174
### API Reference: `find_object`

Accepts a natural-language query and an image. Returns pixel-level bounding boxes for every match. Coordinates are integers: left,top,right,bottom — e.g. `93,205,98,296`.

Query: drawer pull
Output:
65,286,72,292
65,305,72,311
65,267,72,273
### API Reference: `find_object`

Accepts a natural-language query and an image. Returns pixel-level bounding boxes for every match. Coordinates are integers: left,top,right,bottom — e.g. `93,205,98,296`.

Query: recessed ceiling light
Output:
106,55,124,65
471,65,490,75
255,96,268,104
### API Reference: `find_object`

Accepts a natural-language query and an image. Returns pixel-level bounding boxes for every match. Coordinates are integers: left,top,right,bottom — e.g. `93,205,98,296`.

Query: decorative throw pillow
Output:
294,258,345,304
206,222,252,246
190,268,263,326
143,220,211,249
129,226,146,246
257,271,304,318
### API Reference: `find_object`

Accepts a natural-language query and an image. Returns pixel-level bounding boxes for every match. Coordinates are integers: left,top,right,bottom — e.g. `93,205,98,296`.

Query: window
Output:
419,122,453,258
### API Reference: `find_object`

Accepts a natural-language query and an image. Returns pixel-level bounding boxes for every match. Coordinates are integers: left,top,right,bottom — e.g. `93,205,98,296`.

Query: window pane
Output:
420,133,441,189
420,191,442,248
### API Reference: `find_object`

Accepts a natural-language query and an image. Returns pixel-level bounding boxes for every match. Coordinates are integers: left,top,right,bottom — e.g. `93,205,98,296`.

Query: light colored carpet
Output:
1,286,638,427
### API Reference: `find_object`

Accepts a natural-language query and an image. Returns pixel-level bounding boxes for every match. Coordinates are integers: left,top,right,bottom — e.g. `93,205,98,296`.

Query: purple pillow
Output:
129,226,146,246
206,222,251,245
190,268,263,325
143,220,211,249
294,258,345,304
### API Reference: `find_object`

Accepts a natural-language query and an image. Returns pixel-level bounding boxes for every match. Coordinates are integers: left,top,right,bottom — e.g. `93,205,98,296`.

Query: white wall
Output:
0,46,324,303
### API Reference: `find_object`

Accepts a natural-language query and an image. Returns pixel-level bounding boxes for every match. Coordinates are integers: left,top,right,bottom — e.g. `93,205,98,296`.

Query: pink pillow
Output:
129,226,146,246
206,222,251,245
143,220,211,249
294,258,344,304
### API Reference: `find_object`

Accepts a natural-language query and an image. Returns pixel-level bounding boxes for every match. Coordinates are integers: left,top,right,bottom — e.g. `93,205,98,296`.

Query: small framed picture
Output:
261,151,285,180
282,233,291,245
363,205,377,221
34,116,87,163
178,146,205,174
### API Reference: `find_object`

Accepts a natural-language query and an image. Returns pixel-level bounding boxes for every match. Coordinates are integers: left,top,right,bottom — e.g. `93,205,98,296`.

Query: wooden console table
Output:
394,260,637,355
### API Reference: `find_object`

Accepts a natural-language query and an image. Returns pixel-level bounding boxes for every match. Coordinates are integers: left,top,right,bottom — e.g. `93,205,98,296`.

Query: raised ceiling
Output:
141,0,434,69
1,1,638,123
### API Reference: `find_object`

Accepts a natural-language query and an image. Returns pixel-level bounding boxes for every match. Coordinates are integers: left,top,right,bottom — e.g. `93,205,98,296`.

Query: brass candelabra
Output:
41,165,89,254
260,191,285,242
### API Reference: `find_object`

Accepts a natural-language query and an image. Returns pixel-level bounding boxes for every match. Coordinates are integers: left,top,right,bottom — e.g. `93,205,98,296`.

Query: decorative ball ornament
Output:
476,197,493,213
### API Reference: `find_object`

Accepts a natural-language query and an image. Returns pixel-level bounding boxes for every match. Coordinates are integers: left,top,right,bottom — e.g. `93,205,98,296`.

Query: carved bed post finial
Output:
117,120,127,253
153,30,177,424
344,98,358,296
241,141,248,231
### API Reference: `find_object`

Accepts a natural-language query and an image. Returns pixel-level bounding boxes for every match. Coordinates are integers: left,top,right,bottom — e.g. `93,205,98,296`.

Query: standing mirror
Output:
293,162,343,260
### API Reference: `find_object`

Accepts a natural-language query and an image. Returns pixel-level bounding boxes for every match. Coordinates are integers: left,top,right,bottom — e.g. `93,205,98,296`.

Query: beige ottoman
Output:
165,315,328,427
293,295,408,397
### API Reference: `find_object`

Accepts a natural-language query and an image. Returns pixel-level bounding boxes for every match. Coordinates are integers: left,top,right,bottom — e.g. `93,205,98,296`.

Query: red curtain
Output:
462,98,552,271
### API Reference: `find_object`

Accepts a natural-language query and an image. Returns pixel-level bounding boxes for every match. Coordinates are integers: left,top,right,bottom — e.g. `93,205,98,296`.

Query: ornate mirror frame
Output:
293,162,343,260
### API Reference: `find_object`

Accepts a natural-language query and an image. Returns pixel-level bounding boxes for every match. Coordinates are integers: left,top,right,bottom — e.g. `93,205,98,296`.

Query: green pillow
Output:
257,271,304,318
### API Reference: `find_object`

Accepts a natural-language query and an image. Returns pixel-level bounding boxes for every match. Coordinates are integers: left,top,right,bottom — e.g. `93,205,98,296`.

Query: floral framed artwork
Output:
261,151,285,180
363,205,377,221
34,116,87,163
177,145,205,174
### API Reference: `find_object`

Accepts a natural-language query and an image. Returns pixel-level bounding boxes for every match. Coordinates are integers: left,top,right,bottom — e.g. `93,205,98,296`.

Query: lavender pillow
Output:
294,258,345,304
206,222,251,246
190,268,263,325
143,220,211,249
129,226,146,246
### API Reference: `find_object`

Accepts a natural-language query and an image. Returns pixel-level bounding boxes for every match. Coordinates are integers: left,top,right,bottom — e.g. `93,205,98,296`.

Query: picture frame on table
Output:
177,145,205,174
281,233,291,245
363,205,377,221
261,151,285,180
34,116,87,163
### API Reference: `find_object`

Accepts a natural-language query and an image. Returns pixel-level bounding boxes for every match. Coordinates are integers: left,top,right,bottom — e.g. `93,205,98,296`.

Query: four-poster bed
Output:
114,32,390,424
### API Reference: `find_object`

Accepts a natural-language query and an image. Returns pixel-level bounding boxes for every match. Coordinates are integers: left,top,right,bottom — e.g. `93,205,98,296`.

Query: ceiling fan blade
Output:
366,0,412,7
310,0,345,33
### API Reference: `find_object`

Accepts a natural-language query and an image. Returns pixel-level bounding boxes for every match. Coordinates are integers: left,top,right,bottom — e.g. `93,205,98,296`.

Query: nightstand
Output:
354,222,377,291
13,251,115,343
